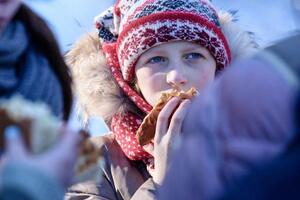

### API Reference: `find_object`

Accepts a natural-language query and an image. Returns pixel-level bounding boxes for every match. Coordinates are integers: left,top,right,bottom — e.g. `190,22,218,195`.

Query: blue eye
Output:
185,53,203,60
147,56,167,64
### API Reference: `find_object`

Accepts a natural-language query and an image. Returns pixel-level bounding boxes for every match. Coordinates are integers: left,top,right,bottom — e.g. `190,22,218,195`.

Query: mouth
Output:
164,87,190,93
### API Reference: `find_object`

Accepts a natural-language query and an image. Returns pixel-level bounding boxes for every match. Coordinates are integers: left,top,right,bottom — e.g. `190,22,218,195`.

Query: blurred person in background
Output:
0,0,72,118
0,0,82,199
0,126,82,200
158,1,300,199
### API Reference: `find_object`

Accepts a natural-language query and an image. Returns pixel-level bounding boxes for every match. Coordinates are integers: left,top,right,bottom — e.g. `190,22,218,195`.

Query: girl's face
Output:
135,41,216,106
0,0,21,35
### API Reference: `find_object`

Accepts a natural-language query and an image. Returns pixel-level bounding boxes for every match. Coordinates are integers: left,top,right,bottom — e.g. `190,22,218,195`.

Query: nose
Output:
166,68,188,89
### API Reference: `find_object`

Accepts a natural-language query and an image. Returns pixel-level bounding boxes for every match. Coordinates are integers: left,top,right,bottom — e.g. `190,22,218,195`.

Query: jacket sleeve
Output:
66,177,157,200
131,178,157,200
65,173,119,200
65,135,158,200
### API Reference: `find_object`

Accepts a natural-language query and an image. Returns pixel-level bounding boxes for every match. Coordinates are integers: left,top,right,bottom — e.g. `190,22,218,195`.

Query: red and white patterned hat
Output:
95,0,231,82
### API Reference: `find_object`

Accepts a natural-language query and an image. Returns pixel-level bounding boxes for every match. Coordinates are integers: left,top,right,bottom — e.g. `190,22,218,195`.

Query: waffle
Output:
136,87,197,146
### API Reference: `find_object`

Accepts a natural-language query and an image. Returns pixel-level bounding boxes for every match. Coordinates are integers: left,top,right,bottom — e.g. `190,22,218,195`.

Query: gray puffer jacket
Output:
66,134,155,200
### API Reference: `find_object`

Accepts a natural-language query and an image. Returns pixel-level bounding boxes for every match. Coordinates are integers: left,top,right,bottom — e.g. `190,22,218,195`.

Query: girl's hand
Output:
144,97,192,185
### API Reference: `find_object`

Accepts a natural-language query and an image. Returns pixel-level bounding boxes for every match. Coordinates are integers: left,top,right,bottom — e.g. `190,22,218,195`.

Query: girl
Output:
66,0,257,199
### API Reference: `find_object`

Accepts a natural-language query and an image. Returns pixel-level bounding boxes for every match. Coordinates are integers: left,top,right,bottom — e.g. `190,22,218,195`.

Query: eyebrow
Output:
181,46,203,53
146,47,201,56
144,49,166,56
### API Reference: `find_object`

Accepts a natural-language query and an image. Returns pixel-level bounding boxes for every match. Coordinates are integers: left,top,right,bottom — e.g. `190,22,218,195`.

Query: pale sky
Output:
24,0,298,136
214,0,297,45
25,0,115,51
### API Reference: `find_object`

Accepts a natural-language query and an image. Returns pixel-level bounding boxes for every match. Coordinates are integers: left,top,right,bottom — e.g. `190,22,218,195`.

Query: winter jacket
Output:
65,134,155,200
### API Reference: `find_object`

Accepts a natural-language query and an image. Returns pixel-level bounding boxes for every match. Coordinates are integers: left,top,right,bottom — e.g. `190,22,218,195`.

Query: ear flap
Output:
218,10,259,61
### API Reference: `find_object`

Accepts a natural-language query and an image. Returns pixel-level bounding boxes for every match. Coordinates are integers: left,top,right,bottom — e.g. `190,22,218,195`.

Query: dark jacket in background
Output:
220,33,300,200
158,33,300,200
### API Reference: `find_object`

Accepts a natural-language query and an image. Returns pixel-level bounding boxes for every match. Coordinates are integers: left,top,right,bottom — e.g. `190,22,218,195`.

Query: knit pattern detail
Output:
119,0,220,33
102,42,152,114
111,112,152,160
117,12,230,80
103,43,154,166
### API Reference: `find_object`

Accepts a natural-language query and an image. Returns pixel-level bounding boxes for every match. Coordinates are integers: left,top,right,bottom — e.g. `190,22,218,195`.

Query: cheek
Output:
136,67,166,91
199,72,214,86
148,74,167,91
136,68,167,106
138,73,166,95
191,67,216,90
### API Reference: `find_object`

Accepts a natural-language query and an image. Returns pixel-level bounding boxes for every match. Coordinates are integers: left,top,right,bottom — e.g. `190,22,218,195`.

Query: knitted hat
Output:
95,0,231,81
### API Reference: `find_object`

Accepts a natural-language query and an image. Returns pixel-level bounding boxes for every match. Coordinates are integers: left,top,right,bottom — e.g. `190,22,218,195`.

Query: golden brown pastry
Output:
0,96,103,182
76,130,103,175
136,87,198,146
0,96,58,153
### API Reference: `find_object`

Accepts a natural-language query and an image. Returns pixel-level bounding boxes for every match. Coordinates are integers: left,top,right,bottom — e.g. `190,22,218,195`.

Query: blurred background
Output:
23,0,299,136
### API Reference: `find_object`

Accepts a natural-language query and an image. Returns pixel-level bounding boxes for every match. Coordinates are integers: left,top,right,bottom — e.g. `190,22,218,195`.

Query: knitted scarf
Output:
0,20,63,116
103,43,154,170
111,112,154,170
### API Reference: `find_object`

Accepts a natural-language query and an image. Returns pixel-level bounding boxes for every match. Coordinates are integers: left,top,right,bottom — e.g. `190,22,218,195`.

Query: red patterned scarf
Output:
103,43,154,169
111,112,154,170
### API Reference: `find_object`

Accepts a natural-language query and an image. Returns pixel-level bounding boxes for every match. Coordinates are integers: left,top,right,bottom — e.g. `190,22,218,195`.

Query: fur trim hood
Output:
66,11,258,128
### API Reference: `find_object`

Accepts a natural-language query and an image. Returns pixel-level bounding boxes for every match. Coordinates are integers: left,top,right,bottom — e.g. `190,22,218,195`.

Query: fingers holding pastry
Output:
155,97,181,144
143,141,154,156
136,87,197,146
167,99,192,140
